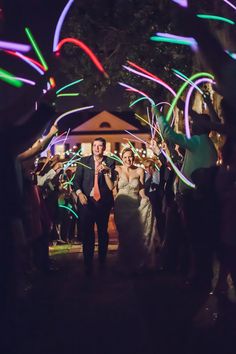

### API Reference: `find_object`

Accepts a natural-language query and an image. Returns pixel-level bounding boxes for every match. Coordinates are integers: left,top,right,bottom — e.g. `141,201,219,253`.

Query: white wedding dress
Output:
114,175,160,273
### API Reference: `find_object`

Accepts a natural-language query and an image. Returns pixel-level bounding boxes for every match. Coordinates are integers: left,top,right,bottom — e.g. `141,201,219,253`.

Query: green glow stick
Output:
150,36,193,46
166,72,214,122
197,14,235,25
58,205,78,218
57,93,80,97
56,79,83,94
0,67,23,87
25,27,48,70
172,68,203,94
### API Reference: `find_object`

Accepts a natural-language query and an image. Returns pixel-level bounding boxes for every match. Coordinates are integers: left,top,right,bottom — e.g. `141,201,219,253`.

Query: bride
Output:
114,147,160,273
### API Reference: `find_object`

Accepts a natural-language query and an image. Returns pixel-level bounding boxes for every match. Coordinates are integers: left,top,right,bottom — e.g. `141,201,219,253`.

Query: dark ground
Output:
3,249,236,354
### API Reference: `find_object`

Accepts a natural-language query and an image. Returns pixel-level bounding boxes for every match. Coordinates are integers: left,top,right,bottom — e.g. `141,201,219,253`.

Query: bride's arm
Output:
138,168,148,199
113,166,120,197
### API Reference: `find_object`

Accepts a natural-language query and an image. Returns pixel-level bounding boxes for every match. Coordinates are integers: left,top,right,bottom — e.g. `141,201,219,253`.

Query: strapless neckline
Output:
119,175,139,183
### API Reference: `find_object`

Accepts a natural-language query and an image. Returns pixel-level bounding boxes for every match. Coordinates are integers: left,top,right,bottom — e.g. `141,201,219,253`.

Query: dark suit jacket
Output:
73,155,116,206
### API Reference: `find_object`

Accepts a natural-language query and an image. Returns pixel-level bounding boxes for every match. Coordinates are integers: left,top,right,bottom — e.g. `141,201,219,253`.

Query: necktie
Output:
93,163,101,201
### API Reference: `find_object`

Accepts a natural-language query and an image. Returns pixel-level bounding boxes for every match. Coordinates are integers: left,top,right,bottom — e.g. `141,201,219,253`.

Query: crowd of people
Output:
1,0,236,336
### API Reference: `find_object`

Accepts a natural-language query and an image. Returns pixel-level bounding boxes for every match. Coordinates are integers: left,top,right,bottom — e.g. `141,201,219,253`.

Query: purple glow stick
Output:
171,0,188,8
124,130,147,145
184,78,213,138
123,65,176,97
0,40,31,52
155,32,197,50
223,0,236,11
13,77,36,85
53,0,74,52
118,82,155,105
15,52,44,75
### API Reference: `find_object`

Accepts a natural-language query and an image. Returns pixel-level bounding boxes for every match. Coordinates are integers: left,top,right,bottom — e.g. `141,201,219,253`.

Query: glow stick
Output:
128,141,142,159
197,14,235,25
56,79,83,94
6,51,45,75
161,149,195,188
53,0,74,52
57,93,80,97
225,50,236,59
166,72,214,123
155,101,175,126
58,205,78,218
109,153,123,164
64,148,82,169
0,40,31,52
13,77,35,85
135,113,163,140
25,27,49,70
172,68,203,94
63,128,71,146
55,105,94,125
0,68,23,87
155,32,197,50
123,64,176,97
184,78,213,138
118,82,155,106
150,36,194,46
129,96,154,108
147,107,154,138
124,130,148,145
223,0,236,11
171,0,188,7
56,38,107,76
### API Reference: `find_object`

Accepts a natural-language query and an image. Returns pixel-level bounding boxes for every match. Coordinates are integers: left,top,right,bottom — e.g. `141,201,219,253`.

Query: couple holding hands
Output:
74,137,160,275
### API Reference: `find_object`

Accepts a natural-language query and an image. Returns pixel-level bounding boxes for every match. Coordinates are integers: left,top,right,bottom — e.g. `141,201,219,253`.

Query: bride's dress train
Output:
114,176,160,273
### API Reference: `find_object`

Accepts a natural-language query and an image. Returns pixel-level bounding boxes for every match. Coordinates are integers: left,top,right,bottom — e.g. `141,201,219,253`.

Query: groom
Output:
74,137,116,275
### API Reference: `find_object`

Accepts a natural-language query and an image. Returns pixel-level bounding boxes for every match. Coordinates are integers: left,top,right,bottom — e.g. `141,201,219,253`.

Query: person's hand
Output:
98,161,111,175
77,192,88,206
49,124,58,136
149,139,160,155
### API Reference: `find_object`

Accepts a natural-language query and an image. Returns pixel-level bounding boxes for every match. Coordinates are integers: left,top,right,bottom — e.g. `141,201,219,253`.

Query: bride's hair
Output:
121,147,134,158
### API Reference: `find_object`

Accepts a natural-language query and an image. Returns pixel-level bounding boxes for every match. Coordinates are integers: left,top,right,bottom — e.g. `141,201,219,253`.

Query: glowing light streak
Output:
171,0,188,7
129,96,155,108
58,204,78,218
49,77,56,88
53,0,74,52
57,93,80,97
123,64,176,97
109,153,123,164
150,36,194,47
128,141,142,159
155,33,197,49
184,77,213,138
56,79,83,94
5,50,45,75
0,40,31,52
155,101,175,126
172,68,203,94
25,27,49,70
0,68,23,87
55,105,94,125
223,0,236,11
56,38,107,76
166,72,214,123
161,149,195,188
124,130,147,145
135,113,163,141
118,82,155,106
14,77,35,85
197,14,235,25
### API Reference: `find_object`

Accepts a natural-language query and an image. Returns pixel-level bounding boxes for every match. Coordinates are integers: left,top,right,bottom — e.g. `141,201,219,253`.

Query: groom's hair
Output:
93,137,106,148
